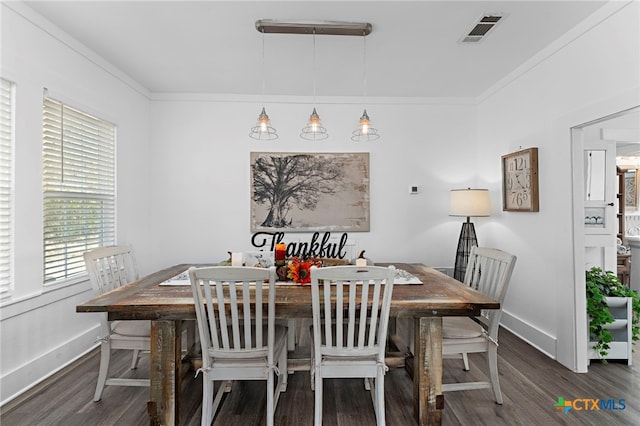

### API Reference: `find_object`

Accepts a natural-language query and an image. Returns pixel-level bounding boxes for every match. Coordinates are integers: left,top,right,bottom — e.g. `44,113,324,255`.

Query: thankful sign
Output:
251,232,349,259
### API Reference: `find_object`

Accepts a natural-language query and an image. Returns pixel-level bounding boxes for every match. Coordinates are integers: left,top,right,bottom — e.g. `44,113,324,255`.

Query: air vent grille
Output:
460,14,504,44
468,23,494,37
480,16,502,23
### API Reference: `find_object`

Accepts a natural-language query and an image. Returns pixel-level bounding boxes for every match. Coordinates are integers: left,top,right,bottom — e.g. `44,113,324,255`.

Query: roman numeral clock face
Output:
502,148,539,212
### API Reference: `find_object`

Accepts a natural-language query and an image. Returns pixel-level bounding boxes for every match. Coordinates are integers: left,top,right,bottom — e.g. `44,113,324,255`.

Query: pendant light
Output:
301,30,328,140
352,31,379,142
249,28,278,140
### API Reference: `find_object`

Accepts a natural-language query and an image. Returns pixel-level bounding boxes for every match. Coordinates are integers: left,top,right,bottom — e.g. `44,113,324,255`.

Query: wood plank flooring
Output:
1,327,638,425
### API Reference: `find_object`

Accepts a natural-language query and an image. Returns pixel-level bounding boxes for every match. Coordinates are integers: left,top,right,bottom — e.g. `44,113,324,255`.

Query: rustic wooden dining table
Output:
76,262,499,426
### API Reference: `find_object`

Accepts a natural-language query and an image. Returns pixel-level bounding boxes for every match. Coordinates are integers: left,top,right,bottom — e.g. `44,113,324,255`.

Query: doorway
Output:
571,105,640,372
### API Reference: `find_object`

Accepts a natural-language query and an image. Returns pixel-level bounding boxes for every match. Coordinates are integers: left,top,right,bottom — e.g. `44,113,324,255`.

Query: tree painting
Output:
251,152,370,232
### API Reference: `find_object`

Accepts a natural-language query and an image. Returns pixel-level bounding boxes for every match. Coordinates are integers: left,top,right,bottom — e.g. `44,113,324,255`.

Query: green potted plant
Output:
585,267,640,362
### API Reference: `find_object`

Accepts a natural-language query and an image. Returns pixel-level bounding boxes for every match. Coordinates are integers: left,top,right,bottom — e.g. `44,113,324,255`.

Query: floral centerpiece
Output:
286,257,321,284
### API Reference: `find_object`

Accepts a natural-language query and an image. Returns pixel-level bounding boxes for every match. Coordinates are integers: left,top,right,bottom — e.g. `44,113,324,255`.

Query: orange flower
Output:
287,257,301,282
298,259,314,284
287,257,315,285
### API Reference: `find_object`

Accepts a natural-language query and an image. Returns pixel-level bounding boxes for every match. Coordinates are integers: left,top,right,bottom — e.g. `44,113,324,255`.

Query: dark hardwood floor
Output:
1,327,638,425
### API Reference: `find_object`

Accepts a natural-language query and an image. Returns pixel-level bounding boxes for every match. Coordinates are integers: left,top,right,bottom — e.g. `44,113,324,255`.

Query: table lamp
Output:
450,188,491,281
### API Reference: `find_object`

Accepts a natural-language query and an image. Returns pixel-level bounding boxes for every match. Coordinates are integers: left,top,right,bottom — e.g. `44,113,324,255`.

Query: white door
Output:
583,140,617,271
571,126,619,373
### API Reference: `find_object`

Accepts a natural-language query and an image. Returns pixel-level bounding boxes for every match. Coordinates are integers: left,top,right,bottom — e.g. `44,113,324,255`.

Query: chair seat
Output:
442,317,483,339
111,320,150,337
320,355,378,366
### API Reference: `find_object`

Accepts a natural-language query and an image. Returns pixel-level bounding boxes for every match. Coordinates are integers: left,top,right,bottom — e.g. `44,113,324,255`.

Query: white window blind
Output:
43,97,116,284
0,78,13,298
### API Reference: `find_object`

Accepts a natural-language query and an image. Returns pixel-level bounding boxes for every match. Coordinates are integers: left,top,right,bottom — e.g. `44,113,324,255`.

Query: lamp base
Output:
454,220,478,282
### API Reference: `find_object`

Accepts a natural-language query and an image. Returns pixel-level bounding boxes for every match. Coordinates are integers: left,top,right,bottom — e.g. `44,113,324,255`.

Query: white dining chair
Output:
309,265,395,426
442,246,517,404
83,245,150,401
188,266,288,426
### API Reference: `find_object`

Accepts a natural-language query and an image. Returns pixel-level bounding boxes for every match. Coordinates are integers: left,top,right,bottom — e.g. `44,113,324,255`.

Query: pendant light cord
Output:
362,30,367,105
313,29,317,104
261,28,266,100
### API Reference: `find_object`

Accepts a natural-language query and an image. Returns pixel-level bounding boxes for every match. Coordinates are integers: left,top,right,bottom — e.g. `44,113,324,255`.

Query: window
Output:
0,78,14,298
43,97,115,284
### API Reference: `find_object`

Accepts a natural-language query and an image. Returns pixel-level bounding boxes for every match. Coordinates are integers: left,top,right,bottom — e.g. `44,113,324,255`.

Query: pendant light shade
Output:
300,31,328,140
352,31,379,142
301,107,328,140
249,107,278,140
249,29,278,140
351,109,380,142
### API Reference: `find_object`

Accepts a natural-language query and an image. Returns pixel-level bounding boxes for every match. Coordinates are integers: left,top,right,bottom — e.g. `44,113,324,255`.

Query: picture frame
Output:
501,147,539,212
250,152,370,232
243,251,274,268
624,168,638,209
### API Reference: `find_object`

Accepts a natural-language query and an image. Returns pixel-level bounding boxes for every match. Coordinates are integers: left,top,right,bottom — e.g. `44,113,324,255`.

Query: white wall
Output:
475,1,640,367
148,97,478,271
0,3,152,403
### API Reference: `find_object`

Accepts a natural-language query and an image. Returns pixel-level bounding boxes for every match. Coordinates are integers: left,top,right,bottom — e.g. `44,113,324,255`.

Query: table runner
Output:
159,267,422,285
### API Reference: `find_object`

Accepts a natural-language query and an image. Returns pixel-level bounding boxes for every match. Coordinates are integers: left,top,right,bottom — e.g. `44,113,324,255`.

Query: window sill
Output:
0,277,93,320
43,273,90,292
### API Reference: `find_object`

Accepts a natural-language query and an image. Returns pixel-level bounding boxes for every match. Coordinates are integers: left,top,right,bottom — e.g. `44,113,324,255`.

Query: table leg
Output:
413,317,443,426
148,320,182,426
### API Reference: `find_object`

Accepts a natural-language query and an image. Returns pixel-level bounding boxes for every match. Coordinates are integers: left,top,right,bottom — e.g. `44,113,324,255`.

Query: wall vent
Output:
460,14,504,43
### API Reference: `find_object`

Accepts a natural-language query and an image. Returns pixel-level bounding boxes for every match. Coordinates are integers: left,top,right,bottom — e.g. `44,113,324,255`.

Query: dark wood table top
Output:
76,263,499,321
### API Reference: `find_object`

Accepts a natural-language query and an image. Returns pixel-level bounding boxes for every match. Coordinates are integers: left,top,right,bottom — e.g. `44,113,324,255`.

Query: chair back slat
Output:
189,266,276,367
464,246,517,334
84,246,139,295
311,265,395,358
367,282,382,348
228,282,241,349
83,246,140,340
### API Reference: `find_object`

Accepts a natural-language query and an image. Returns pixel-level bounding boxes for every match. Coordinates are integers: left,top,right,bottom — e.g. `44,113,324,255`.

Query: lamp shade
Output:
449,189,491,217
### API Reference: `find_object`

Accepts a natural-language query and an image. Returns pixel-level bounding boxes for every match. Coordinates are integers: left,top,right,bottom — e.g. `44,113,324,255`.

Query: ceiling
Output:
22,1,610,98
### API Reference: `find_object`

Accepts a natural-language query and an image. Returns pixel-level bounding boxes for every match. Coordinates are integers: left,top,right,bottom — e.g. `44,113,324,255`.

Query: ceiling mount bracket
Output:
256,19,372,36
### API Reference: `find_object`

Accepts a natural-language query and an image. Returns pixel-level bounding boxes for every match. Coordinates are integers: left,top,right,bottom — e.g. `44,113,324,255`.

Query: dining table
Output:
76,262,499,426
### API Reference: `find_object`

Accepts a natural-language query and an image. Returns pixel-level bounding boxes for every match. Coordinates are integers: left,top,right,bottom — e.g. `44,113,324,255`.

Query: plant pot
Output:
588,296,633,365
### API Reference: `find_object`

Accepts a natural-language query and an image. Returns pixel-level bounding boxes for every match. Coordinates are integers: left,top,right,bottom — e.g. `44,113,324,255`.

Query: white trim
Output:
477,1,634,104
42,88,120,129
500,309,557,360
150,91,478,105
564,90,640,373
2,1,150,100
571,126,588,373
0,325,100,406
0,278,92,316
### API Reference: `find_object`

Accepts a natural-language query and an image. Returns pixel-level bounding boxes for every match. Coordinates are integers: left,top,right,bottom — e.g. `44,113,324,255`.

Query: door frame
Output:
568,101,639,372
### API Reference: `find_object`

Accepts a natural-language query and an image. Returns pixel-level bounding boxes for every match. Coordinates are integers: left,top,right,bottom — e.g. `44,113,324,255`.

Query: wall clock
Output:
502,147,539,212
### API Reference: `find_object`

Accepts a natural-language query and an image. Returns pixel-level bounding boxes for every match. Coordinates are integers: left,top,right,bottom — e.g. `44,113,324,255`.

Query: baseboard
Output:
500,310,557,359
0,325,99,406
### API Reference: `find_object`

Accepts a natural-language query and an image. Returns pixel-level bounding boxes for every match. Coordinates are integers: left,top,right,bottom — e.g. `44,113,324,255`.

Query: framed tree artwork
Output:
250,152,370,232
